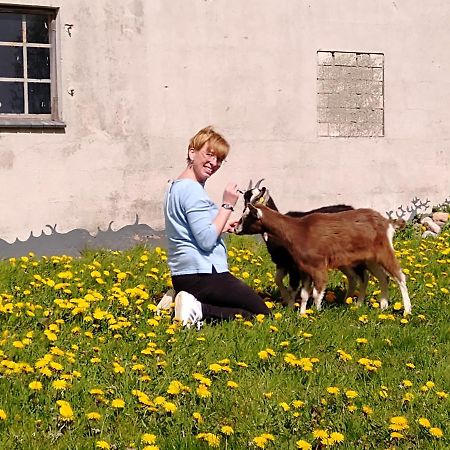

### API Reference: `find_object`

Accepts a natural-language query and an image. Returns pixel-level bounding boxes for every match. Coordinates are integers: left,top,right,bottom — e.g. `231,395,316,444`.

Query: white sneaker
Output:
156,289,175,314
174,291,203,328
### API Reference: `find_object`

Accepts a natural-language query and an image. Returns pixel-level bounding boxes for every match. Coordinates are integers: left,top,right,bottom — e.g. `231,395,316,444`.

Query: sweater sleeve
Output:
181,183,221,252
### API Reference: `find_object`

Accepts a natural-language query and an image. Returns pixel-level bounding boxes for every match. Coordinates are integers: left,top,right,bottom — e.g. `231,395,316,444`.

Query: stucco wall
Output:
1,0,449,245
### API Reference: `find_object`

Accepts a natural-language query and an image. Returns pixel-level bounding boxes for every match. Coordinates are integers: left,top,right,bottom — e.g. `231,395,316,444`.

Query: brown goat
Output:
234,183,368,307
245,198,412,315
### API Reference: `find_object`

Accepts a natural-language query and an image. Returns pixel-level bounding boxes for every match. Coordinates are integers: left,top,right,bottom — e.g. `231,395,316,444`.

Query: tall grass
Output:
0,232,449,449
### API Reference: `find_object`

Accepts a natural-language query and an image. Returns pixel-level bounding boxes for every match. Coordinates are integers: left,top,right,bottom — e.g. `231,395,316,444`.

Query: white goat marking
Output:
249,188,261,204
387,224,395,250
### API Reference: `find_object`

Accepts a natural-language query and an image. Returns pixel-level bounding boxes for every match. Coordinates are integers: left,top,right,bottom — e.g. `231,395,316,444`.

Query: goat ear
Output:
248,203,263,219
256,187,270,205
261,187,270,204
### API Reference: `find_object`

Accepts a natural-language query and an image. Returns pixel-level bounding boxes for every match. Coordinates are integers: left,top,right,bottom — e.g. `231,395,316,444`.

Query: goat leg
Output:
340,267,358,299
366,262,390,309
275,267,292,305
299,277,312,314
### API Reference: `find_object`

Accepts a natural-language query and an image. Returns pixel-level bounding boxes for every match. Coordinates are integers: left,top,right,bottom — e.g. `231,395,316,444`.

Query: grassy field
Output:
0,229,449,449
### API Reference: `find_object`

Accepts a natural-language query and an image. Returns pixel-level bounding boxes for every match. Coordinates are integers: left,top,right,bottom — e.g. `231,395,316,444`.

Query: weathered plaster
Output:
0,0,449,254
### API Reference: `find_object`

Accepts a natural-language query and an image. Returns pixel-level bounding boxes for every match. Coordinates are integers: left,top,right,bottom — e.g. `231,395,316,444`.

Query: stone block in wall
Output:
317,51,334,65
360,94,384,109
317,107,329,123
318,79,348,93
317,93,329,108
365,123,383,136
370,53,383,67
334,52,357,66
373,67,383,81
328,93,361,109
324,107,354,124
357,53,372,67
366,109,384,122
329,124,340,137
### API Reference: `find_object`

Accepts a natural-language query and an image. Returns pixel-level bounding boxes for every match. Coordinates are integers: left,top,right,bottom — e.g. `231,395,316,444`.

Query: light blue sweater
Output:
164,179,229,275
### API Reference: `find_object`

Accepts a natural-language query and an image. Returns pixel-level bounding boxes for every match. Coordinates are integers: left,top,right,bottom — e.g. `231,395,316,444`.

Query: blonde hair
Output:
187,126,230,164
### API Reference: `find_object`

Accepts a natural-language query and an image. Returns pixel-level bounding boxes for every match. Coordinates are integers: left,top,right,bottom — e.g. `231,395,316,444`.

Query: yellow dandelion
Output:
96,441,110,449
86,412,102,420
52,379,68,390
89,388,105,395
345,390,358,399
57,400,74,421
236,361,248,368
312,429,328,439
296,439,312,449
279,402,290,412
162,401,177,413
330,432,345,443
196,384,211,398
29,381,43,391
142,434,157,444
327,386,340,395
390,432,404,439
429,427,443,438
0,409,7,420
193,412,203,423
220,425,234,435
111,398,125,409
253,436,268,448
418,418,431,428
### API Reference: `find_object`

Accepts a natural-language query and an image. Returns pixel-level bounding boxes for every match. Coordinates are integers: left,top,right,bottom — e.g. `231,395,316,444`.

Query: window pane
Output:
0,13,22,42
28,82,51,114
26,14,49,44
0,82,24,113
0,47,24,78
27,47,50,79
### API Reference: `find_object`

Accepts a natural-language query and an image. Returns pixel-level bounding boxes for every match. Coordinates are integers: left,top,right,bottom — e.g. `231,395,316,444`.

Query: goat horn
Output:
254,178,265,189
247,179,253,191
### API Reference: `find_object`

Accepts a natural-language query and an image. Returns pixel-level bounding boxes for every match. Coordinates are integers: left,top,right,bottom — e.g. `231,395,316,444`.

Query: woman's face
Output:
189,142,224,183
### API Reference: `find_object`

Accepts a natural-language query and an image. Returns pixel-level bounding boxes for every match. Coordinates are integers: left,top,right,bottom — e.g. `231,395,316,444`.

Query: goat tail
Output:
390,218,407,230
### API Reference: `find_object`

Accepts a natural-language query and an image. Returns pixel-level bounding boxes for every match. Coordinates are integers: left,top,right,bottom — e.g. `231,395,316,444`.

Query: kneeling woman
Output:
163,126,270,327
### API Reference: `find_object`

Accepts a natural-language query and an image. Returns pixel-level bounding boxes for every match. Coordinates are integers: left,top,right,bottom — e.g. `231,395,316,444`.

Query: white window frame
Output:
0,5,64,129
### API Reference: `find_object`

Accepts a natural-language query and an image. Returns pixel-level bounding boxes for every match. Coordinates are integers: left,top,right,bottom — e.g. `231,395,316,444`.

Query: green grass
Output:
0,232,449,449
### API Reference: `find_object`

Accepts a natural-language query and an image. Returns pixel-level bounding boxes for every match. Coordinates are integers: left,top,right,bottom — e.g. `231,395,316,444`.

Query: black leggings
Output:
171,270,270,321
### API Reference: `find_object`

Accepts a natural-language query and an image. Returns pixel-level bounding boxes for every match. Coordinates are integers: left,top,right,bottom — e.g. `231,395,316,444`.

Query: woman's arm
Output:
212,182,239,235
183,182,239,251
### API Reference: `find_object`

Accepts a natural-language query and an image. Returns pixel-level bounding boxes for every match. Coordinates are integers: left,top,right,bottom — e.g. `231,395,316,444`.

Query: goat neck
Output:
255,204,295,238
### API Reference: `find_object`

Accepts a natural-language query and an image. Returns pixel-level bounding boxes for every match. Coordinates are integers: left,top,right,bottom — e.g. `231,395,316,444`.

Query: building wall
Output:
1,0,449,245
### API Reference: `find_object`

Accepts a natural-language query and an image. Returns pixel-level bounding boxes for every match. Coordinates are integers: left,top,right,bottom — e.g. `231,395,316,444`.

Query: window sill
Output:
0,119,66,129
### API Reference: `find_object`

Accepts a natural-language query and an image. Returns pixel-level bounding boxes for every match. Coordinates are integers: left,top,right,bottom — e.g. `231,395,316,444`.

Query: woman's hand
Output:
222,182,239,208
223,219,239,233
